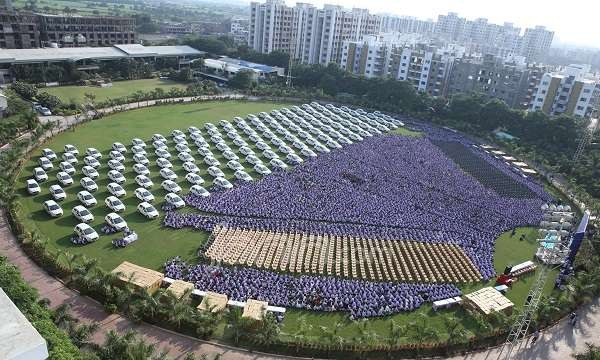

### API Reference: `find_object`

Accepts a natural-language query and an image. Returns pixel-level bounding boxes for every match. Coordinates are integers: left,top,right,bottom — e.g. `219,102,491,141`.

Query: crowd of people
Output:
164,257,461,318
166,135,548,280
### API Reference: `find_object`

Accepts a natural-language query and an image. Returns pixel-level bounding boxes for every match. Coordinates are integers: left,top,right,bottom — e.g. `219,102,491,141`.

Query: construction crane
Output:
572,111,598,165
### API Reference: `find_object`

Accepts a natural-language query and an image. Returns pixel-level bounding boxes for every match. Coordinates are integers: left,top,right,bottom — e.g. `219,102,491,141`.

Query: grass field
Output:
17,100,292,270
44,79,188,104
16,98,558,345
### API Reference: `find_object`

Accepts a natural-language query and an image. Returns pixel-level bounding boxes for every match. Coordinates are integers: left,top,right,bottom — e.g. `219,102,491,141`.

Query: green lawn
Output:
17,100,292,271
44,79,188,104
15,99,558,346
391,127,423,137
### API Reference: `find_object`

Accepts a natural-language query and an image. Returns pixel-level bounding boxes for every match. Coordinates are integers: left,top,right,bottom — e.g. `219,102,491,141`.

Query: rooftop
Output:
0,288,48,360
0,45,204,64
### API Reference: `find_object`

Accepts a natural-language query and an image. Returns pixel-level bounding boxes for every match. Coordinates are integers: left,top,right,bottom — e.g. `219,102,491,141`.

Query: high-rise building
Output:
519,26,554,63
530,64,597,117
0,10,39,48
249,0,380,64
435,12,466,41
378,15,435,34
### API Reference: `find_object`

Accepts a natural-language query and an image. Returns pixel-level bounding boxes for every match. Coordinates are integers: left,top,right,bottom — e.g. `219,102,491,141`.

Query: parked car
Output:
59,161,76,175
137,202,159,219
41,148,57,161
85,147,102,159
80,177,98,192
49,184,66,201
133,163,150,175
105,212,127,231
43,200,63,217
185,173,204,185
77,191,97,207
165,193,185,208
135,175,153,189
135,187,155,202
107,182,126,197
112,142,127,153
64,144,79,155
38,156,53,170
72,205,94,223
33,167,48,182
26,179,41,195
190,185,210,197
74,223,98,242
133,153,149,165
107,170,125,184
161,180,181,194
159,168,177,181
214,177,233,190
83,156,101,169
105,196,125,212
56,171,73,186
81,165,99,179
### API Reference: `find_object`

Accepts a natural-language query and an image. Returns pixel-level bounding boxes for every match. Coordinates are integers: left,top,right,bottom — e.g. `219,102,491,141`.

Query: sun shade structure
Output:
112,261,164,294
242,299,268,321
197,291,229,313
166,279,195,299
0,288,49,360
464,287,514,315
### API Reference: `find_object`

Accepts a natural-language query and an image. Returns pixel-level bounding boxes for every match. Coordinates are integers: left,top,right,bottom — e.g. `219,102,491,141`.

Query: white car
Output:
135,187,155,202
64,144,79,156
222,150,239,161
43,200,63,217
165,193,185,208
107,182,126,197
108,159,125,172
33,167,48,182
256,141,270,151
156,157,173,169
207,166,225,178
314,144,330,154
183,161,200,173
107,170,125,184
173,135,187,144
137,202,159,219
245,155,262,165
161,180,182,194
42,148,57,161
171,129,185,138
151,133,166,142
301,148,318,158
234,170,253,182
269,158,288,170
190,185,210,197
239,146,254,156
112,142,127,153
131,145,146,155
105,212,127,231
26,179,41,195
39,156,53,170
72,205,94,223
160,168,177,181
194,138,208,148
215,142,231,152
191,133,205,143
153,140,167,150
214,177,233,190
326,139,342,149
131,138,146,148
84,156,101,169
133,153,149,165
109,150,125,162
74,223,98,242
227,160,244,171
85,147,102,159
254,164,272,176
188,126,200,134
82,165,99,179
204,156,220,167
175,143,191,153
155,148,171,159
62,152,78,165
133,163,150,175
80,177,98,192
56,171,73,186
197,147,213,157
135,175,153,189
77,191,97,207
59,161,76,175
233,138,247,147
178,152,194,162
286,153,304,165
105,196,125,212
185,173,204,185
271,137,285,147
49,184,66,201
278,145,294,155
263,150,279,160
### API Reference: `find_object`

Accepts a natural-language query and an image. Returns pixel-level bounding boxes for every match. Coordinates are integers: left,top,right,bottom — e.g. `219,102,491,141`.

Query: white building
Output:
249,0,380,65
519,26,554,62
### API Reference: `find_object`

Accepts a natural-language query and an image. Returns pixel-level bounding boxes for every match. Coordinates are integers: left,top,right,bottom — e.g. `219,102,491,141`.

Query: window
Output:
580,97,588,102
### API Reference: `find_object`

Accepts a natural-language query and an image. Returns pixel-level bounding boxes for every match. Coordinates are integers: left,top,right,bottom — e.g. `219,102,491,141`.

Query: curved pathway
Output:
2,207,598,359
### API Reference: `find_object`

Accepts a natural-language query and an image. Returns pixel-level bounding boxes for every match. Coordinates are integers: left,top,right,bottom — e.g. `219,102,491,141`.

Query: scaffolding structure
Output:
572,114,598,165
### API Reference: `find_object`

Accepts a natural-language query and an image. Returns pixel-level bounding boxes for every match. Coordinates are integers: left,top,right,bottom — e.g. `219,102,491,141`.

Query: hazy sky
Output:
276,0,599,48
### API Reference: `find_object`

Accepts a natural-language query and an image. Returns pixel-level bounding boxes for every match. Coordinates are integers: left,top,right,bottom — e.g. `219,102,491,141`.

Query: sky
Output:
276,0,599,48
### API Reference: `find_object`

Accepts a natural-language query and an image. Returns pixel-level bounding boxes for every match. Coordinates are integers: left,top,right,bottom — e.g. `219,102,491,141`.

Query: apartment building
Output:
379,15,435,35
249,0,380,65
395,45,455,96
448,54,536,108
519,26,554,63
530,64,597,117
230,18,249,45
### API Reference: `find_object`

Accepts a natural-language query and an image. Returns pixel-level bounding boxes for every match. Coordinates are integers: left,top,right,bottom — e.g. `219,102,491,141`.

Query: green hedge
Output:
0,256,82,360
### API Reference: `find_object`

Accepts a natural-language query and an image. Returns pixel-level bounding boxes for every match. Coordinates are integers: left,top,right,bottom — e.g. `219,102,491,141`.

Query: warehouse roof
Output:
0,45,204,64
0,288,48,360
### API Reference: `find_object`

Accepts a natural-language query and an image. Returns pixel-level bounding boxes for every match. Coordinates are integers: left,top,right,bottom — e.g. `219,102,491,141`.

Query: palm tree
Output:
410,312,439,356
58,251,81,283
225,307,252,345
167,298,192,330
52,303,76,329
443,316,468,346
69,322,100,349
387,319,409,349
